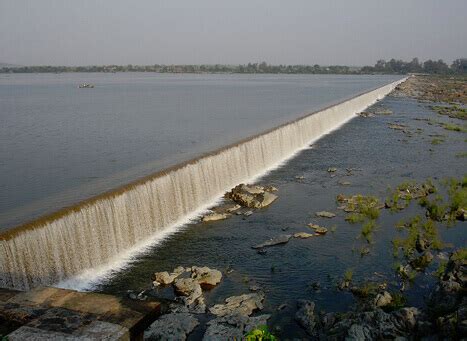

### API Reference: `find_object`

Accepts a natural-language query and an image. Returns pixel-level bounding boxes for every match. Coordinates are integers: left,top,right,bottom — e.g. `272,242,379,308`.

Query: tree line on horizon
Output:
1,58,465,75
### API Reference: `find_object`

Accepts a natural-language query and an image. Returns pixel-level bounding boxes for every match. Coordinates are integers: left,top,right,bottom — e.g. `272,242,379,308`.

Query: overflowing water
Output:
0,73,401,229
0,78,404,290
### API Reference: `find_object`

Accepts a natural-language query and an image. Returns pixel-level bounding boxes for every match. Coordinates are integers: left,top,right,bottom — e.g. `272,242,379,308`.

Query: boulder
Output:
346,324,372,340
173,278,202,305
152,271,179,286
321,307,423,339
203,319,244,341
374,291,393,308
173,266,187,275
410,251,433,270
227,184,278,209
244,314,271,333
428,279,462,314
209,293,264,317
202,314,270,341
295,300,316,335
252,235,292,249
191,266,222,288
145,313,199,341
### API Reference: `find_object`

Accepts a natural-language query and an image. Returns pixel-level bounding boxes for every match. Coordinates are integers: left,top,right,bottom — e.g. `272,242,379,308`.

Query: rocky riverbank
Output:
392,74,467,104
141,248,466,340
145,264,269,340
298,250,466,339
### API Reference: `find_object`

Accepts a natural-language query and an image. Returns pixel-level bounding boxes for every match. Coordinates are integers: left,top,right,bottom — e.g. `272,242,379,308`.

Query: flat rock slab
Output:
294,232,314,239
8,321,129,341
145,313,199,341
315,211,336,218
202,212,230,222
209,293,265,317
203,314,270,341
252,235,292,249
1,287,161,340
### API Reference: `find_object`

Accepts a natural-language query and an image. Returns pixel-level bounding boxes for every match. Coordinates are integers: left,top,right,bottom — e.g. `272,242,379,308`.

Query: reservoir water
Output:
0,73,400,230
0,73,406,290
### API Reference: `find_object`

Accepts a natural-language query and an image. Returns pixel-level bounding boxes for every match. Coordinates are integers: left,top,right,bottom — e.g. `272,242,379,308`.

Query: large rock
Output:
374,291,393,308
371,308,422,336
252,235,292,249
295,300,316,335
209,293,264,317
322,307,423,339
203,319,244,341
227,184,278,209
346,324,372,340
173,278,202,305
244,314,271,333
428,279,462,314
145,313,199,341
191,266,222,288
202,314,270,341
410,251,433,270
152,271,179,286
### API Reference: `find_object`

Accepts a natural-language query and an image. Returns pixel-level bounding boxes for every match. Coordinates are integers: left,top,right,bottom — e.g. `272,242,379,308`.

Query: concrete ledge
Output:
0,287,160,340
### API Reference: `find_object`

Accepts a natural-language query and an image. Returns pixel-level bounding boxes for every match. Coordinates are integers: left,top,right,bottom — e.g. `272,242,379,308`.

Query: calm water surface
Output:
0,73,399,229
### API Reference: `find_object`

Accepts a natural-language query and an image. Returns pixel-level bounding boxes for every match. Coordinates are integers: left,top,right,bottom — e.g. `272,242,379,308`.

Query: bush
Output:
245,326,277,341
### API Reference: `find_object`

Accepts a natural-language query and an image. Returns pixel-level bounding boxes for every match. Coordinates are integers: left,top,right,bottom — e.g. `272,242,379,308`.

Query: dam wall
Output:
0,78,406,290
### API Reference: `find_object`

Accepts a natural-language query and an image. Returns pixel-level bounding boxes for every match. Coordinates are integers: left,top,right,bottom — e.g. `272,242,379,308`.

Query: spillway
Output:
0,78,406,290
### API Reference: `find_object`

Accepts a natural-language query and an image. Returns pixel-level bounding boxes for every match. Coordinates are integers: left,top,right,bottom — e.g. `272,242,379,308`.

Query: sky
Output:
0,0,466,66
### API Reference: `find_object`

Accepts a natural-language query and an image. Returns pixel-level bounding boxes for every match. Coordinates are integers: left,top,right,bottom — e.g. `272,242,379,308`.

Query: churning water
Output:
0,73,403,289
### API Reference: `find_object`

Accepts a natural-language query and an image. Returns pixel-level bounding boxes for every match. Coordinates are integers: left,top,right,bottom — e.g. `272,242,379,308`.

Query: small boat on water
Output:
78,83,94,89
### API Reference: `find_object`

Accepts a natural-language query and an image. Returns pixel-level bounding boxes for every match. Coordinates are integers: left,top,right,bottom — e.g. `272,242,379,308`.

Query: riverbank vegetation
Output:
1,58,465,75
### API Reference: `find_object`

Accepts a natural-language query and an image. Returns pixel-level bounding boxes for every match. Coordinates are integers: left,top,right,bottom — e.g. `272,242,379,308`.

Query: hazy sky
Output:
1,0,466,66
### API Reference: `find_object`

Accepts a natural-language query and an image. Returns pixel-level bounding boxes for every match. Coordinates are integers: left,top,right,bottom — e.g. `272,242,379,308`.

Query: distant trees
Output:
1,58,465,75
451,58,467,74
422,59,450,74
361,58,464,75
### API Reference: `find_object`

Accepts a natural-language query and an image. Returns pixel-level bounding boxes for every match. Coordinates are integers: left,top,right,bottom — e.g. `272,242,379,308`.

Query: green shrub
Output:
245,326,277,341
343,269,353,282
452,248,467,262
361,220,377,243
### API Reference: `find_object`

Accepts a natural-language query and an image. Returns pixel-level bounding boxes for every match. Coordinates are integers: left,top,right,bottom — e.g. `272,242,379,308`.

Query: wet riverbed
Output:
95,93,466,339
